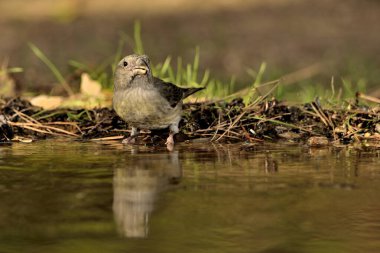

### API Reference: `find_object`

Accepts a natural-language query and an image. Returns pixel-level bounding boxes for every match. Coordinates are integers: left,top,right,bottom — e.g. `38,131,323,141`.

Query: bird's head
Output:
114,54,153,90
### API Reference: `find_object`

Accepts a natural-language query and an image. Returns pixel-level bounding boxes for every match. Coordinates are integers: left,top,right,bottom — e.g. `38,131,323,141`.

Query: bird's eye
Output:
123,61,128,67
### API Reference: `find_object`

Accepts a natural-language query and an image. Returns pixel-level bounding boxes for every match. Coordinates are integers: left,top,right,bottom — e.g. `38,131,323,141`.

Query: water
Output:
0,140,379,253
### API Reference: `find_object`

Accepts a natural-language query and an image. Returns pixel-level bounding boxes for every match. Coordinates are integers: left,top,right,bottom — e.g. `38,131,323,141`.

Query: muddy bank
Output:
0,97,379,148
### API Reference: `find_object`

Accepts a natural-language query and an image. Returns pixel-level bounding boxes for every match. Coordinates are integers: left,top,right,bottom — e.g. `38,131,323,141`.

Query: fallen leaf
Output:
12,136,33,143
80,73,102,97
30,95,63,109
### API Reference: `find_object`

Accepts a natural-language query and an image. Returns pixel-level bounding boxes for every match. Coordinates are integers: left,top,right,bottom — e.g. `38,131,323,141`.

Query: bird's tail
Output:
183,87,204,98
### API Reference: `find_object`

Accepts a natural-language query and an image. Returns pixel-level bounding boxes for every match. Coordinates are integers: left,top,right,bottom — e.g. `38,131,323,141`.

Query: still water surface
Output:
0,140,379,253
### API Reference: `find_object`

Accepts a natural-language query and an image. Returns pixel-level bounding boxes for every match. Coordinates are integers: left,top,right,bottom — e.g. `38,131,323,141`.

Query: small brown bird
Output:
113,54,203,146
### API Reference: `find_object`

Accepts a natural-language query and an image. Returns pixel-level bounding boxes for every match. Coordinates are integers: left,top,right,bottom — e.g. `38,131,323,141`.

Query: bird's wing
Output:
154,77,203,108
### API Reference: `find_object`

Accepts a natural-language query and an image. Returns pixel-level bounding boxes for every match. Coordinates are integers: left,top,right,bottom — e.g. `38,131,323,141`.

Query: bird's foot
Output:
122,136,136,144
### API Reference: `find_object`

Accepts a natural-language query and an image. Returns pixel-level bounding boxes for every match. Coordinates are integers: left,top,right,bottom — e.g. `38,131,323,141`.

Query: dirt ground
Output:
1,96,379,149
1,0,380,94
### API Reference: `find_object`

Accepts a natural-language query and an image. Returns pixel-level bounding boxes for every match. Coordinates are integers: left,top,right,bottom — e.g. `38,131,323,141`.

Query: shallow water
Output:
0,140,379,253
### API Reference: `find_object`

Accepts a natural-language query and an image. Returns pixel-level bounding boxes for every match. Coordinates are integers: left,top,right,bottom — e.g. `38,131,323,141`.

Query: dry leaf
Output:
80,73,102,97
30,95,63,109
12,136,33,143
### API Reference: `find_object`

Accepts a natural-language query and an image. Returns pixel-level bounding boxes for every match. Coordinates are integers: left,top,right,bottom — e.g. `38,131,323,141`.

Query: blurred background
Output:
1,0,380,101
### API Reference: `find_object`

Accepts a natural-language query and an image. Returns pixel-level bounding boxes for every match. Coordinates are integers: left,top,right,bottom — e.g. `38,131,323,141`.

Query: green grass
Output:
0,67,23,76
28,21,374,107
29,42,74,96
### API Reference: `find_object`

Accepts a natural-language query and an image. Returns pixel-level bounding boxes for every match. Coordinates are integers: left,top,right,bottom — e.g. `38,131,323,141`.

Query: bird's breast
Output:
113,87,181,129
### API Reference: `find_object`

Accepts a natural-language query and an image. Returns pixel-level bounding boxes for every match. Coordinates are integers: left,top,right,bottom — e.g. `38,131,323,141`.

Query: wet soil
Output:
1,97,379,148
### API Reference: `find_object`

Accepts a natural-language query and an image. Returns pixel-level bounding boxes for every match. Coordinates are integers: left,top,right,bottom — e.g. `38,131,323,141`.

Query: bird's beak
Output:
132,65,148,76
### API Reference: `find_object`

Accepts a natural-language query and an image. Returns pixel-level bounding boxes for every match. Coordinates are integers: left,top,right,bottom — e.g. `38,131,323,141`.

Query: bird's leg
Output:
122,127,140,144
166,134,175,146
165,124,179,150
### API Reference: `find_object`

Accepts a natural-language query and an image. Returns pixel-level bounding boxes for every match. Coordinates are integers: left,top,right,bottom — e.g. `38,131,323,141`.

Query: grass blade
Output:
192,46,200,82
186,64,192,85
160,56,172,77
176,57,182,85
29,43,73,96
200,69,210,86
0,67,23,76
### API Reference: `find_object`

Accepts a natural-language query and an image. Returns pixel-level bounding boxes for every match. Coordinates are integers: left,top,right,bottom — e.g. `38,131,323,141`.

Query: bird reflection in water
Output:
113,149,182,238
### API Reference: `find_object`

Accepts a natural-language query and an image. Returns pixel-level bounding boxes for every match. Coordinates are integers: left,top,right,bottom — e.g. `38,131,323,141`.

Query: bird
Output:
113,54,203,147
